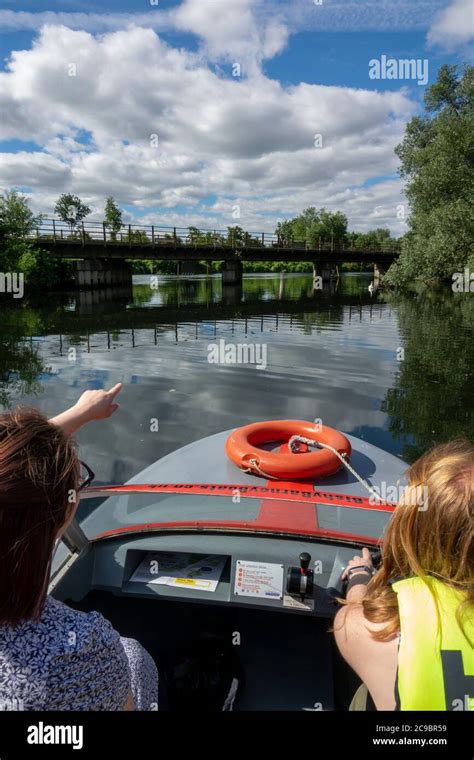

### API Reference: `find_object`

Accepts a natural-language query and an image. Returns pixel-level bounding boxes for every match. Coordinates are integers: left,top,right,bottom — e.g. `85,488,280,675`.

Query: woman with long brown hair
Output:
0,386,158,711
334,439,473,711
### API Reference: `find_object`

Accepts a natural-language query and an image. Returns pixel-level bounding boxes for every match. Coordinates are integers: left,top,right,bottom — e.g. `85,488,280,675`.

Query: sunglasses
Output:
77,460,95,491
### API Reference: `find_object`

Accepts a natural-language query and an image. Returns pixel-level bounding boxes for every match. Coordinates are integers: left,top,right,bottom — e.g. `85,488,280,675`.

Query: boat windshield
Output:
78,489,390,545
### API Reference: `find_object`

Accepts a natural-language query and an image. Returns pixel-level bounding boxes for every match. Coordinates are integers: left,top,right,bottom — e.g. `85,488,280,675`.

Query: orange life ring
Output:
225,420,351,481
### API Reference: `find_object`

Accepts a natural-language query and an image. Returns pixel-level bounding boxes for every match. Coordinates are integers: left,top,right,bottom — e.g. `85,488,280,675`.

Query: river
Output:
1,273,472,522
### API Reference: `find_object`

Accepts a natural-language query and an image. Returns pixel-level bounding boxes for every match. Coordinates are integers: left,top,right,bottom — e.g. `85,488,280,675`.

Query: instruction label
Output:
234,560,284,599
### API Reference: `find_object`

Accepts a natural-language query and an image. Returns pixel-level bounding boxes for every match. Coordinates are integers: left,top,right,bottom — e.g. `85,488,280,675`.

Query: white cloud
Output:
0,151,71,189
0,25,414,234
173,0,289,65
0,9,169,33
0,2,446,36
274,0,447,33
427,0,474,49
0,1,289,66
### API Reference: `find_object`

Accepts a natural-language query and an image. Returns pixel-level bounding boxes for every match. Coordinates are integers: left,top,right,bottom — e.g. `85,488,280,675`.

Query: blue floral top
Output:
0,596,132,711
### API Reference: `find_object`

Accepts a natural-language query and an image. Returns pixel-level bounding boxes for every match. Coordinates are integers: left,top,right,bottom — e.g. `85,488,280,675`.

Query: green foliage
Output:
385,64,474,288
225,226,263,248
187,226,217,245
0,191,72,287
275,219,294,246
184,226,264,250
17,248,74,288
54,193,91,233
242,260,312,273
0,190,38,239
104,197,123,240
276,207,348,247
346,228,394,249
131,260,156,274
126,229,150,243
0,191,40,270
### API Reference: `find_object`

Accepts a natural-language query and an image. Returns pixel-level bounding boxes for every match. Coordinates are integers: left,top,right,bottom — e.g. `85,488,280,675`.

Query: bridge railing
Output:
31,218,400,254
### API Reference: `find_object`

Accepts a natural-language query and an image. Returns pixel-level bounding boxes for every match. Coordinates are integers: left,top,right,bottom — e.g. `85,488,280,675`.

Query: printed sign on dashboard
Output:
234,560,284,599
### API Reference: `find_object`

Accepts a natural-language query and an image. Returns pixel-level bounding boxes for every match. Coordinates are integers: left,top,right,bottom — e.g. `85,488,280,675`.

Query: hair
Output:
0,407,80,626
360,438,473,642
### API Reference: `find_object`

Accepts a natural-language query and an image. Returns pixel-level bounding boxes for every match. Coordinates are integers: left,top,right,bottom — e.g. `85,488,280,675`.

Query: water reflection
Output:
0,275,472,494
381,289,473,462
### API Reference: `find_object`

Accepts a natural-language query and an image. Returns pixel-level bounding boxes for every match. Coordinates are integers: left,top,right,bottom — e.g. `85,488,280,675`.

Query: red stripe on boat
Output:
84,482,394,512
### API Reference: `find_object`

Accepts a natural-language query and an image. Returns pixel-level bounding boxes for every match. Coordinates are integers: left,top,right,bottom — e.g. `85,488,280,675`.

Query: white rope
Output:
288,435,383,501
243,458,280,480
242,435,383,500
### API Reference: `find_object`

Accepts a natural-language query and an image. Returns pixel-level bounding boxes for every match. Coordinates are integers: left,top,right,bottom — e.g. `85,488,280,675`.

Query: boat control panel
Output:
61,533,377,617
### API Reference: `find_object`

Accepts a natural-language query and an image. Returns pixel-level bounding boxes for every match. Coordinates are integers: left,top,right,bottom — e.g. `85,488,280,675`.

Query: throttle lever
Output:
286,552,314,602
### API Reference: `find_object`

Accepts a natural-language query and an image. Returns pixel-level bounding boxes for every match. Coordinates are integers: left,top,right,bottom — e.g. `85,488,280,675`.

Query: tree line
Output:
0,191,397,282
384,64,473,288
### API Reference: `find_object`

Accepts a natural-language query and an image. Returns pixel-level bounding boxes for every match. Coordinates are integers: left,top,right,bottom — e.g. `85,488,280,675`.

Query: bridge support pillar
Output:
313,262,334,289
74,259,132,289
374,262,388,286
222,259,243,286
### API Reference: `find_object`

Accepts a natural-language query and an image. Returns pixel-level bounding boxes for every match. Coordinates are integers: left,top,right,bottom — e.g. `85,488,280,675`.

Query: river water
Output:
1,273,472,522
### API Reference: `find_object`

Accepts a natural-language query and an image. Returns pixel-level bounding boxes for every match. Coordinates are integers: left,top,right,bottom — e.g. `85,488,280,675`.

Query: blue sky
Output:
0,0,472,234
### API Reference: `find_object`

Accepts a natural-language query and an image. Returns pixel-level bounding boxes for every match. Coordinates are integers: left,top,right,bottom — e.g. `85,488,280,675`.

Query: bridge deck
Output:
30,219,400,263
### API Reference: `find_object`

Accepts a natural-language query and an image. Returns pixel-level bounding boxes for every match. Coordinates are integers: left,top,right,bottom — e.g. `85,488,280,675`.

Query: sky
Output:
0,0,472,235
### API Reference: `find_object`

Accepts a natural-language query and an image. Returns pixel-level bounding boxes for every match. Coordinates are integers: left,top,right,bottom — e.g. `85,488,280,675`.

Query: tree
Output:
292,207,319,242
226,226,245,247
54,194,91,234
0,190,38,240
187,226,203,245
308,209,348,247
385,64,474,288
276,219,295,246
275,208,348,248
347,228,394,250
126,229,150,244
0,191,41,271
104,197,123,240
0,191,72,286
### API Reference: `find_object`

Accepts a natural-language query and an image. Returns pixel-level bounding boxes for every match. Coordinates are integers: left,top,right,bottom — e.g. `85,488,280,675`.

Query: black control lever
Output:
286,552,314,602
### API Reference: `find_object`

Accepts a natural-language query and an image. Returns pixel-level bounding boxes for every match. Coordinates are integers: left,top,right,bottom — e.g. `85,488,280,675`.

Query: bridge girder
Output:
32,239,398,266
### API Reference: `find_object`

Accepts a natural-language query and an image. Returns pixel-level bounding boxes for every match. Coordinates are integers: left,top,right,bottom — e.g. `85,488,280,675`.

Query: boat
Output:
50,421,407,711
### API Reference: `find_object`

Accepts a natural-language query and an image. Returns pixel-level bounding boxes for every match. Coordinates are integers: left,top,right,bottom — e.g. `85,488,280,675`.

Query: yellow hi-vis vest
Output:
392,577,474,711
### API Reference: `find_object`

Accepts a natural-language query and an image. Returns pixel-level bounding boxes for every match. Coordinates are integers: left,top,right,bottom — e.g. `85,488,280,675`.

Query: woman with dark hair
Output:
0,385,158,711
334,439,473,711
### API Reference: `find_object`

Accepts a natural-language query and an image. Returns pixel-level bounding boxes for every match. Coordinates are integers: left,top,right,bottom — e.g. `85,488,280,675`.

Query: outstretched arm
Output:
49,384,123,435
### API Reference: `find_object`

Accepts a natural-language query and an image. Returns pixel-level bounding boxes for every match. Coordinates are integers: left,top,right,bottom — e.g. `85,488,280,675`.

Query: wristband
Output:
346,573,371,593
347,565,374,579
